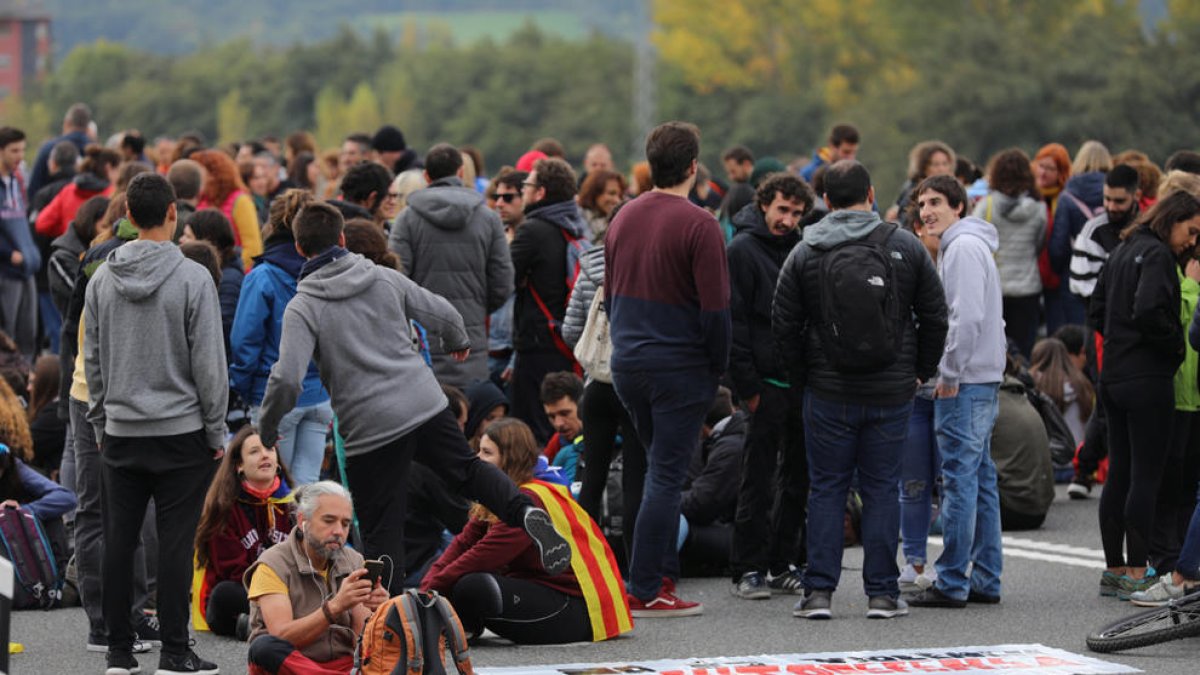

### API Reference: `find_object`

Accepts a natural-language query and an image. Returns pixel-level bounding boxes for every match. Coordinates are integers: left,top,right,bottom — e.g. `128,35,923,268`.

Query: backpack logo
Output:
867,276,885,287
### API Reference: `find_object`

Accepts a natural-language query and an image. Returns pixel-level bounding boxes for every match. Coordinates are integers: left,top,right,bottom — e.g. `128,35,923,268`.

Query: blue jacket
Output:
12,459,77,522
229,241,327,407
1049,172,1104,276
0,173,40,280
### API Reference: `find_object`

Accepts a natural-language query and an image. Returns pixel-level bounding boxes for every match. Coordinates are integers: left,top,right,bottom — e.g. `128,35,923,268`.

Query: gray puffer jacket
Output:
563,245,605,348
389,176,514,388
972,191,1046,297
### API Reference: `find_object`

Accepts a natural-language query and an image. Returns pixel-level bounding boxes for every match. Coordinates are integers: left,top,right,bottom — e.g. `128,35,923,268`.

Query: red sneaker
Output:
628,589,704,617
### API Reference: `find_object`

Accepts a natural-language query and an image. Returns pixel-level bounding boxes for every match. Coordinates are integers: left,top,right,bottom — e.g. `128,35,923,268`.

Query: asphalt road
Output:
12,485,1200,674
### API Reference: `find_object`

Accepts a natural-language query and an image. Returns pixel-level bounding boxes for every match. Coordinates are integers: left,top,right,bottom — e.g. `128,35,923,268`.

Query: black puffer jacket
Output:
727,203,800,399
772,210,948,406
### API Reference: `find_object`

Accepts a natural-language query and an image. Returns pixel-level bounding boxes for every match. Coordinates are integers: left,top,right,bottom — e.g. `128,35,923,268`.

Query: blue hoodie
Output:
229,240,328,407
937,216,1007,388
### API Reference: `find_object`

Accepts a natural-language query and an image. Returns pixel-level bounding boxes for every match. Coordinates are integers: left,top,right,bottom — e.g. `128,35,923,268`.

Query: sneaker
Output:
628,589,704,617
766,567,805,595
967,588,1001,604
792,589,832,620
897,563,937,592
1099,570,1123,597
235,613,251,642
105,650,141,675
156,649,219,675
1067,480,1092,499
732,572,771,600
1130,576,1194,607
1117,574,1157,601
88,636,151,654
904,585,967,608
866,595,909,619
136,614,162,648
523,507,572,576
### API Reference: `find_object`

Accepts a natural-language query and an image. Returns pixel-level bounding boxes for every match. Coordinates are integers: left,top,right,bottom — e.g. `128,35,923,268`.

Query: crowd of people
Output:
2,101,1200,674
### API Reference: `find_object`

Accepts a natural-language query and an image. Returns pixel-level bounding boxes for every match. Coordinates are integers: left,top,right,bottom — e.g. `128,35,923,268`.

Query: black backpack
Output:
1024,388,1077,471
811,223,902,372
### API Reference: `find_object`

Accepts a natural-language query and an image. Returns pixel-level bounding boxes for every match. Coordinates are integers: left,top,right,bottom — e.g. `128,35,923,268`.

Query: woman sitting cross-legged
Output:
421,417,632,644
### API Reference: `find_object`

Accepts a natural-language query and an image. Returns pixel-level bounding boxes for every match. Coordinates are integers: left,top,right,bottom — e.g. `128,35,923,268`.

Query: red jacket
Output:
35,178,114,238
421,489,580,597
198,481,294,615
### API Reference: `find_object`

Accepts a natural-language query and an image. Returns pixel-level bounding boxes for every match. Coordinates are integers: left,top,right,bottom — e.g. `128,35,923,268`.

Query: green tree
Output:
217,89,251,144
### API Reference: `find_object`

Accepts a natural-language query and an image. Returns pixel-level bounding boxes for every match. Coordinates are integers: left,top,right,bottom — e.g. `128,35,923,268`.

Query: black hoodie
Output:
726,203,800,399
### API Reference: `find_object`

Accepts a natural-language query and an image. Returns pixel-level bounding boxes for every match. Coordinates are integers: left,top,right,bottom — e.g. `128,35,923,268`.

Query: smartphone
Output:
363,559,384,587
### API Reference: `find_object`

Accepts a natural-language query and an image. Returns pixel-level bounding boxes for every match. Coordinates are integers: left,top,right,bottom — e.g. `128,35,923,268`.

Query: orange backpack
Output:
354,590,473,675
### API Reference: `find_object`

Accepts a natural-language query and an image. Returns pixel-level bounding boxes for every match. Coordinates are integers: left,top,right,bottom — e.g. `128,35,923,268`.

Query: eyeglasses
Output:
522,182,539,189
495,193,519,203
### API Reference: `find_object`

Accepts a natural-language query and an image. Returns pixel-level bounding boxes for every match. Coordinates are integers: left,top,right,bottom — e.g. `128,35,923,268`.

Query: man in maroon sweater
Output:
605,121,731,617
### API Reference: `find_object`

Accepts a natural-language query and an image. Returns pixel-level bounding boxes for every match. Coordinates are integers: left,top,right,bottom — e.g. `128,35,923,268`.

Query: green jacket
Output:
1175,270,1200,411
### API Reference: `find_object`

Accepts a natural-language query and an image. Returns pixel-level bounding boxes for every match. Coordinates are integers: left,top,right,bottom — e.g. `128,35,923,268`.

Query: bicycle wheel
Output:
1087,591,1200,653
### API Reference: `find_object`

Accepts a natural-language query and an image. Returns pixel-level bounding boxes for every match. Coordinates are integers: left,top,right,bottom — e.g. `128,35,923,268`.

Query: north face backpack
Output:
354,589,473,675
0,505,63,609
812,223,902,372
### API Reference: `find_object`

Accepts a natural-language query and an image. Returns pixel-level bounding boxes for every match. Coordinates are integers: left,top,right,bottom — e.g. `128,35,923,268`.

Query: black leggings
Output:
578,380,646,566
450,573,591,645
1099,382,1174,568
205,580,248,637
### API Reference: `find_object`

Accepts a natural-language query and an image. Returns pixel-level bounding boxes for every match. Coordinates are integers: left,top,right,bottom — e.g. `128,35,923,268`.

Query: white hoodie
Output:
937,216,1007,387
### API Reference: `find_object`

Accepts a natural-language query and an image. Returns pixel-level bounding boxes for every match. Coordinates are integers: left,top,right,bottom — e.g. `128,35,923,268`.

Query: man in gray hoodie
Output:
388,142,514,389
906,175,1007,609
84,172,225,675
259,202,569,597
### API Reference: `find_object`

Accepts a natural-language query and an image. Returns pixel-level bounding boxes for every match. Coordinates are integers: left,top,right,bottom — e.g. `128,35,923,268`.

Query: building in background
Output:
0,9,51,113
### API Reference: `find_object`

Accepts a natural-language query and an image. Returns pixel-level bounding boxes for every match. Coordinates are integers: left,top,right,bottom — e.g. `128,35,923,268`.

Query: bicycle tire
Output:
1087,591,1200,653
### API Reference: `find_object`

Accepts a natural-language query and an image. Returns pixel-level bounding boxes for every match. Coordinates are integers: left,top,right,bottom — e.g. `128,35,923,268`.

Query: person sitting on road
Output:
421,418,632,645
245,481,388,675
193,426,294,639
540,371,585,483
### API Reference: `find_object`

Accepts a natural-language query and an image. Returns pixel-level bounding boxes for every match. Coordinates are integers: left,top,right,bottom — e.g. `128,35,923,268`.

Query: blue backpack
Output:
0,505,63,609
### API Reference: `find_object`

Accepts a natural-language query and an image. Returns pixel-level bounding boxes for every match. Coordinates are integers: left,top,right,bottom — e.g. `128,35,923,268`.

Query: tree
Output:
217,89,251,144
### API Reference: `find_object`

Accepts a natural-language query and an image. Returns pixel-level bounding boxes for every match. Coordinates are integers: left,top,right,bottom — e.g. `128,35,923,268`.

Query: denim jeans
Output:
612,367,717,600
802,392,912,598
933,382,1002,600
900,395,938,566
252,400,333,485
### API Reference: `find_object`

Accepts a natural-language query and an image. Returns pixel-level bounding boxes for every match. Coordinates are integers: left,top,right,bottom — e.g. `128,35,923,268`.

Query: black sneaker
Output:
867,595,909,619
904,585,967,608
157,649,219,675
235,613,251,642
967,588,1001,604
792,589,833,619
135,613,162,648
732,572,771,599
105,650,141,675
1067,477,1092,499
523,507,572,575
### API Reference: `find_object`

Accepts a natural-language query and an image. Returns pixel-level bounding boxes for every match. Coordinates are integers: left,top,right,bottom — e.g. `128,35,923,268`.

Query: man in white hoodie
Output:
906,175,1007,609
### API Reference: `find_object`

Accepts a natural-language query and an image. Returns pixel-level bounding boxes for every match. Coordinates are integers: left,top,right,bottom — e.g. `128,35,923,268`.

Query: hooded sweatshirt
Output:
258,252,469,456
973,191,1047,297
388,176,514,388
936,216,1007,388
84,240,229,451
511,198,590,353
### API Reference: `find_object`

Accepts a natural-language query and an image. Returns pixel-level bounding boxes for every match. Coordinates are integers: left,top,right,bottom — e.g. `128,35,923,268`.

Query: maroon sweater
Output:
200,483,293,610
421,489,580,597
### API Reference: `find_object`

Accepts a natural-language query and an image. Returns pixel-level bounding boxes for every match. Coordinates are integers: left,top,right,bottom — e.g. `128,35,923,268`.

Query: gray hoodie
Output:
937,216,1007,387
84,240,228,449
259,253,469,457
971,192,1046,297
801,208,882,249
388,176,513,389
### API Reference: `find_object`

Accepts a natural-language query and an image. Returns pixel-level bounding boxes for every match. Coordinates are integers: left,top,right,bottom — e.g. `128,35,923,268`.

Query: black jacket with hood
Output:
510,198,588,353
727,203,800,399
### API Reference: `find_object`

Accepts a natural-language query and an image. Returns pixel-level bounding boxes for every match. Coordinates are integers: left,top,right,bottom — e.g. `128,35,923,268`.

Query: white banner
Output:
476,644,1138,675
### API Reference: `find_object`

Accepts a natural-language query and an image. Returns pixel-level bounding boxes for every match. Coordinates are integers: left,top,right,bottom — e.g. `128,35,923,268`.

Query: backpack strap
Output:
429,592,474,675
527,286,584,378
398,592,424,675
865,222,897,245
1063,190,1099,220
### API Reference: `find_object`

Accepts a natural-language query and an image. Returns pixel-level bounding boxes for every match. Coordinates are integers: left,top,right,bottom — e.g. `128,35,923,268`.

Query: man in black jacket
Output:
681,387,745,575
510,158,588,444
772,161,947,620
727,173,814,599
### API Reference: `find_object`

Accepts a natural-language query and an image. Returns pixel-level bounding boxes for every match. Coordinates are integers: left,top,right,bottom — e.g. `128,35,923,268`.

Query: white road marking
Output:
927,536,1107,570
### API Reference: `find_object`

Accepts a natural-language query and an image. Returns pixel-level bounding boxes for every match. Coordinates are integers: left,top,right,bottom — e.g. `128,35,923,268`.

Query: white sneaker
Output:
1130,576,1197,607
898,563,936,591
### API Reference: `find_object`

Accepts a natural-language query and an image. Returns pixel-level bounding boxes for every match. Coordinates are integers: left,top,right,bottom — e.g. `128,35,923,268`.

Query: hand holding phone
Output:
363,559,384,587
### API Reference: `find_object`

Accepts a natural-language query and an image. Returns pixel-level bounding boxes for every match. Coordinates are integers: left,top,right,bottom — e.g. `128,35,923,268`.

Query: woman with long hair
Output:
1090,189,1200,598
578,169,627,243
229,190,332,486
26,354,64,479
421,418,631,645
193,426,294,638
974,148,1047,358
1029,338,1094,445
35,145,120,240
286,152,319,194
192,149,262,268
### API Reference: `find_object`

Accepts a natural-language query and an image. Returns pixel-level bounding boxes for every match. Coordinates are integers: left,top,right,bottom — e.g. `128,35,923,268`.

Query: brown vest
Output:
243,526,363,663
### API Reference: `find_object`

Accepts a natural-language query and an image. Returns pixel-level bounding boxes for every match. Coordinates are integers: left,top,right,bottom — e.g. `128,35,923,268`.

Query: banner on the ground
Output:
476,644,1138,675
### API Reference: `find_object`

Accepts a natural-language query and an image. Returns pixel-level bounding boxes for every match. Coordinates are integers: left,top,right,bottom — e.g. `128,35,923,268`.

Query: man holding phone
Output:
245,482,389,675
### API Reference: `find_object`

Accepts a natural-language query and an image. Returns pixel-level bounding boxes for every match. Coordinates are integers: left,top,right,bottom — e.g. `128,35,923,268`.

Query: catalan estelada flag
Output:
523,480,633,641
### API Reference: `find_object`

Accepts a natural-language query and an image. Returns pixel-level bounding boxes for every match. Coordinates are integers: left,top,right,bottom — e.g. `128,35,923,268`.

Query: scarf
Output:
299,245,349,280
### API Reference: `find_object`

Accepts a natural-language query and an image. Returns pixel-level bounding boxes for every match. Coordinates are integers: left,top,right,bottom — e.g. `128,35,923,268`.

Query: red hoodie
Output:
35,177,114,238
